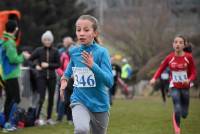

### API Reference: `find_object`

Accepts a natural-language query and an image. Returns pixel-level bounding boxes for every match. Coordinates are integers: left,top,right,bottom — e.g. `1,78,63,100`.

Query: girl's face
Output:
42,38,52,47
76,19,98,45
173,37,185,53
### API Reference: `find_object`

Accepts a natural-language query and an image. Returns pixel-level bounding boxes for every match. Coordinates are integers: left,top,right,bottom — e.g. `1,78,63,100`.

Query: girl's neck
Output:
83,40,94,46
175,50,184,56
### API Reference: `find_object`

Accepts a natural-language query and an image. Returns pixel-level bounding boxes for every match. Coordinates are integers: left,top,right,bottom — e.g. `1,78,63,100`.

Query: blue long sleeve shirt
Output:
64,42,113,112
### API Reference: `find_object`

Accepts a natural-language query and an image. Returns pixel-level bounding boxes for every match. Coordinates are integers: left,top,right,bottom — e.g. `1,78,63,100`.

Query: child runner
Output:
60,15,113,134
150,35,197,134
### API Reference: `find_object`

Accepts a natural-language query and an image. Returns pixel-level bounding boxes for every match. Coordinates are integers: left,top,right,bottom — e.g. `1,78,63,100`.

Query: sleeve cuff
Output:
60,76,69,82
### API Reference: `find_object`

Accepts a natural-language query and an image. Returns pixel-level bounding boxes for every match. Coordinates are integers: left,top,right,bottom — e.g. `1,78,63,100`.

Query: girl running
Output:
150,35,197,134
60,15,113,134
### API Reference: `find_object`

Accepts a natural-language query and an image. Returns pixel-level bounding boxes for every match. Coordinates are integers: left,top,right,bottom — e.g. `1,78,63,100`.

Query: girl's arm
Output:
91,49,114,88
188,55,197,82
153,56,170,80
150,55,170,85
60,60,73,101
63,60,73,81
60,77,68,101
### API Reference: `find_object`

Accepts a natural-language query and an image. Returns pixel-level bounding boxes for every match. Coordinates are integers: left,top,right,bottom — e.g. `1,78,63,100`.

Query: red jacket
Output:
56,52,70,76
153,52,197,89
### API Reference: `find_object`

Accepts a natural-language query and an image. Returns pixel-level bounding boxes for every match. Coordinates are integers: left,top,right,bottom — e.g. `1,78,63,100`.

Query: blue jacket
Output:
64,42,113,112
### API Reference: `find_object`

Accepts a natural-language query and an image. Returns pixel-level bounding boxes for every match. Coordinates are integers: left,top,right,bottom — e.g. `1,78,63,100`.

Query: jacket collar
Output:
43,45,53,49
3,32,16,40
80,41,97,50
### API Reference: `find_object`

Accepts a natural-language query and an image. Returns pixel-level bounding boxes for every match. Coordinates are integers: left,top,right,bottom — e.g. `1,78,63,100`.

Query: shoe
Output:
56,116,63,122
3,122,17,132
46,119,56,125
68,120,73,125
173,113,181,134
35,119,46,126
2,129,8,133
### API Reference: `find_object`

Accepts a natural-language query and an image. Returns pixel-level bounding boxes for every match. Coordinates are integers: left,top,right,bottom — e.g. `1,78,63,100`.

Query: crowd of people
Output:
0,15,197,134
0,19,76,132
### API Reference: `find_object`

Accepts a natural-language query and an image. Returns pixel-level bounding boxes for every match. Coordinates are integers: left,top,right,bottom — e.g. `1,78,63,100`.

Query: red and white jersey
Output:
153,52,197,89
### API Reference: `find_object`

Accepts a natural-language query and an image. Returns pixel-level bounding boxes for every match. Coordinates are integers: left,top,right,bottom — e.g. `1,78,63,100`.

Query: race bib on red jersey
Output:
72,67,96,87
172,71,187,82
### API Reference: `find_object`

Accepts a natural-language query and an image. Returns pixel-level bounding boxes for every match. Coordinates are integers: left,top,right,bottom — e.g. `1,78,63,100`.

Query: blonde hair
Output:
76,15,101,44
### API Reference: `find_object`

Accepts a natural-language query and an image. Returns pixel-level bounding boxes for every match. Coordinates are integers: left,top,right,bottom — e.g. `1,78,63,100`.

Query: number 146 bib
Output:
72,67,96,87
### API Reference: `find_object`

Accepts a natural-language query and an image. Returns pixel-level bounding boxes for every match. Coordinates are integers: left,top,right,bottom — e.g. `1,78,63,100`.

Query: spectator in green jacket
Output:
121,58,133,82
1,20,29,132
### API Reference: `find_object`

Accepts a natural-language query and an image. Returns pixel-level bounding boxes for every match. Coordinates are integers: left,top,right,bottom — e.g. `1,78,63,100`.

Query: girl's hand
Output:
182,79,190,86
81,51,93,68
60,78,68,101
149,78,156,86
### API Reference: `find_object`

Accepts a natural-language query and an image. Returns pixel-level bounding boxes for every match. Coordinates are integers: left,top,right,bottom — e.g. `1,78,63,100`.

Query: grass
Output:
2,97,200,134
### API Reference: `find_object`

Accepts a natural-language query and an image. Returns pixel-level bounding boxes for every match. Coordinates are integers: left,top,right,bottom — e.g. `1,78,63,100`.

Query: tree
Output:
102,0,199,67
0,0,94,47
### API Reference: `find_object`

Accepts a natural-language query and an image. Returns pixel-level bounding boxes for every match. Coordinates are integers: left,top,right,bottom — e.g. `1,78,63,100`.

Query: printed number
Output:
174,76,178,81
74,75,79,86
183,75,187,80
87,75,95,86
174,74,187,82
178,76,183,81
79,75,86,86
74,74,95,87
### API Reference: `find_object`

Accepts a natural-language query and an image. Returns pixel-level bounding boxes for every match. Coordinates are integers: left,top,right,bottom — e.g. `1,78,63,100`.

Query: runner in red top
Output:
150,35,197,134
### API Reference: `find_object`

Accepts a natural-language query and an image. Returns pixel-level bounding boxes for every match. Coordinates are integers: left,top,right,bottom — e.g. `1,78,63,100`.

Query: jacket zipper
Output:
46,48,50,79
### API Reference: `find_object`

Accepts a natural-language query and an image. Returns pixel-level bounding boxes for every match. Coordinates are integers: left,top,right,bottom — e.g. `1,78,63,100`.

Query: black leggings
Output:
35,77,56,119
4,78,20,122
171,88,189,128
160,80,169,102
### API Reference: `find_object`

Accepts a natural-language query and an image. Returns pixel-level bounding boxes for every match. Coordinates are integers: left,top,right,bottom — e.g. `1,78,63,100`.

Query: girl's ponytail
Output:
94,37,101,44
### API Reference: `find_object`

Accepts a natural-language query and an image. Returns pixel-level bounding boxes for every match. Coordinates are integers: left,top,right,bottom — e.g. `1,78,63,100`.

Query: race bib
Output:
112,70,117,77
172,71,187,82
72,67,96,87
161,73,169,80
